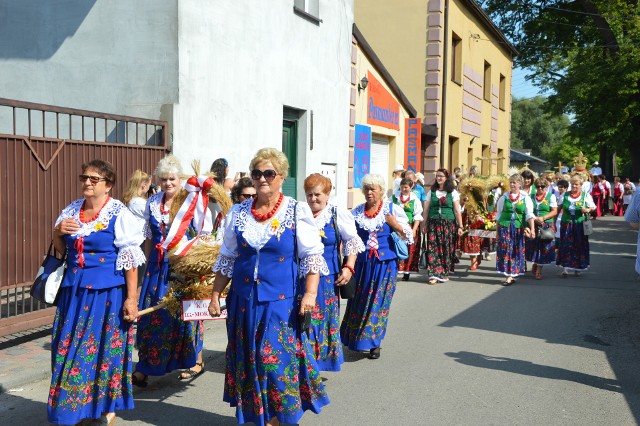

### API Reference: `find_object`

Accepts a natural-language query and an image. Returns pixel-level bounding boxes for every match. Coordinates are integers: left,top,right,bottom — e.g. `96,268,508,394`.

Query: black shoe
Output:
132,371,148,388
402,273,410,281
368,348,381,359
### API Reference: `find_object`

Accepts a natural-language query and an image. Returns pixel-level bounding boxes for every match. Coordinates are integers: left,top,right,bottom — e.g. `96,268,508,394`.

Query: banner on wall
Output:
404,118,422,172
366,72,400,131
354,124,371,188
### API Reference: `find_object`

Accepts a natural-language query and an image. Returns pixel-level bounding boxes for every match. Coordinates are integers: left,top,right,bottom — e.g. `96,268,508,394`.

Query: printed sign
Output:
354,124,371,188
181,298,227,321
404,118,422,172
367,72,400,130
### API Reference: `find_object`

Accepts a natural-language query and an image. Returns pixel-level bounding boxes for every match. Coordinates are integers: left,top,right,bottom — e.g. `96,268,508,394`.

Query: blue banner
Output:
354,124,371,188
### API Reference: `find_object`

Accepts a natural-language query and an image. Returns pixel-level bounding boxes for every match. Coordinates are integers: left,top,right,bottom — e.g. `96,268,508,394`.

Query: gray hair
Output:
509,173,524,186
360,174,386,194
155,155,183,178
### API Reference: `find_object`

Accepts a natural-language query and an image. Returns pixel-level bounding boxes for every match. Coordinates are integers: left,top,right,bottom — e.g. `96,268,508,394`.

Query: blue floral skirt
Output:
224,290,329,425
308,274,343,371
136,258,203,376
340,257,397,351
557,221,590,271
525,223,557,265
48,285,134,425
496,224,526,277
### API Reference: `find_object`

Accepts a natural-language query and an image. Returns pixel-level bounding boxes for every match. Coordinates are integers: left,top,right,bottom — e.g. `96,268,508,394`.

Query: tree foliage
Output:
511,96,572,159
478,0,640,177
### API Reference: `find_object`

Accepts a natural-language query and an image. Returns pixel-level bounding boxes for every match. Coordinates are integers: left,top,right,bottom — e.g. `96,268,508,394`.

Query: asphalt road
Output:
1,216,639,425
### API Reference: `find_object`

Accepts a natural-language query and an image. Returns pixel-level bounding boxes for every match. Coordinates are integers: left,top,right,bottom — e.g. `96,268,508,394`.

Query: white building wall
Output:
173,0,354,203
0,1,179,127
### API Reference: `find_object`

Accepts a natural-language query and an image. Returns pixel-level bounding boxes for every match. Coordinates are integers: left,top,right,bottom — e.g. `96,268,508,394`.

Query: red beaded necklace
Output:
399,193,410,204
364,200,383,218
535,192,546,202
508,192,520,203
251,192,283,221
570,190,582,199
80,196,110,223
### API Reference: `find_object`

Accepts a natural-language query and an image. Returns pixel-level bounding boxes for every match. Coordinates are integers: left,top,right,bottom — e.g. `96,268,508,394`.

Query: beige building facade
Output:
348,25,419,208
355,0,517,185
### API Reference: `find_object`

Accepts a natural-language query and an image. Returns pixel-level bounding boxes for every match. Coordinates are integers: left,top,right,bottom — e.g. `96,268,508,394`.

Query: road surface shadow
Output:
446,351,621,392
439,217,640,421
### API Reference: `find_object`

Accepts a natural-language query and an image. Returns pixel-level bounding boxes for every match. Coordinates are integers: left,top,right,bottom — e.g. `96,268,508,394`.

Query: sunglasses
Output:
240,193,256,199
79,174,108,184
250,169,279,182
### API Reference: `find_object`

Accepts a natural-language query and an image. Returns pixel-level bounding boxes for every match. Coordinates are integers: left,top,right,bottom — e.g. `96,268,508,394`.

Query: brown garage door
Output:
0,98,169,336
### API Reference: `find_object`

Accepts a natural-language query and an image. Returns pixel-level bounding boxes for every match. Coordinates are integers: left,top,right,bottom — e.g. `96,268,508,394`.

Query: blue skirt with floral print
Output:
48,285,134,424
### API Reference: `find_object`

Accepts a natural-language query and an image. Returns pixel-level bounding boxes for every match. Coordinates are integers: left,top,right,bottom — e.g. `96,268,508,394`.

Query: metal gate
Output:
0,98,169,336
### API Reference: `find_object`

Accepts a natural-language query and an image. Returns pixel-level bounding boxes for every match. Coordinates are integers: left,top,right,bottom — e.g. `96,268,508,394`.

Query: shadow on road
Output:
439,217,640,421
445,351,621,392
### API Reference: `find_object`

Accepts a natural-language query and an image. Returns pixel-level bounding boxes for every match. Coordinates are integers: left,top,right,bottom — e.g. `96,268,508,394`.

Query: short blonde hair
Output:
123,169,151,204
155,155,183,178
570,174,583,185
249,148,289,179
534,177,548,188
360,174,386,194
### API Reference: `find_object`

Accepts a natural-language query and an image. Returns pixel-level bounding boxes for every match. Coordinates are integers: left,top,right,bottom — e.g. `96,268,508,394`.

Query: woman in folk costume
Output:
590,174,604,218
304,173,365,372
208,148,330,425
392,178,423,281
48,160,146,425
422,168,464,285
525,178,558,280
496,174,536,286
521,169,536,198
340,174,413,360
613,177,625,216
557,174,596,277
132,156,214,388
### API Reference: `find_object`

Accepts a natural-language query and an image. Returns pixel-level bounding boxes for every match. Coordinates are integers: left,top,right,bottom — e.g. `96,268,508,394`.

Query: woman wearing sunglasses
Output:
133,156,209,388
48,160,146,425
230,176,256,204
209,148,330,426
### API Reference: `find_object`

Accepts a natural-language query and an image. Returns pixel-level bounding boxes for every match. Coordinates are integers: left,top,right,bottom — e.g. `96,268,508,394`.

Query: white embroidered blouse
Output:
213,196,330,279
55,198,146,270
312,204,366,256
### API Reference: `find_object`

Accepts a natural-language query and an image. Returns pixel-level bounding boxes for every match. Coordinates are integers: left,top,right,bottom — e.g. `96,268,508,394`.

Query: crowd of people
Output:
45,149,637,425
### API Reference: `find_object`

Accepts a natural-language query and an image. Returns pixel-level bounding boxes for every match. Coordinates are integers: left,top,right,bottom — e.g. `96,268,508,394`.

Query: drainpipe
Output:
439,0,450,169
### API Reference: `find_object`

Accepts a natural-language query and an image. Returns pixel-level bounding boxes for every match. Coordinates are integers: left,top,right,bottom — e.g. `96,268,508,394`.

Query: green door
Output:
281,119,297,198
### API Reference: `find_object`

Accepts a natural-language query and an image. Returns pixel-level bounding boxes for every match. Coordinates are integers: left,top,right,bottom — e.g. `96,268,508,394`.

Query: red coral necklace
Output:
80,196,110,223
399,193,410,204
508,192,520,203
364,200,383,218
535,193,546,202
252,193,283,221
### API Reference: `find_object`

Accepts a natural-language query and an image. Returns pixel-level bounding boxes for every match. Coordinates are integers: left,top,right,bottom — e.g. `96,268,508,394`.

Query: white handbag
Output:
583,217,593,236
45,262,67,304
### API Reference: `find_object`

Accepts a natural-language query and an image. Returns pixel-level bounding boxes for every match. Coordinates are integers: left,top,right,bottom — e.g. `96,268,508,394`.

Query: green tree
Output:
511,96,572,159
479,0,640,178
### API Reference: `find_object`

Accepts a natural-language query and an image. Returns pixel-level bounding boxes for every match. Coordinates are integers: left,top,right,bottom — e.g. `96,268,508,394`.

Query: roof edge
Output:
352,23,418,118
461,0,519,57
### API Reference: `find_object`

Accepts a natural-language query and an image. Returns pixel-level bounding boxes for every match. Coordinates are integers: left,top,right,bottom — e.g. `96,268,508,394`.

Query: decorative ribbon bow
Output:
161,175,214,256
367,231,380,259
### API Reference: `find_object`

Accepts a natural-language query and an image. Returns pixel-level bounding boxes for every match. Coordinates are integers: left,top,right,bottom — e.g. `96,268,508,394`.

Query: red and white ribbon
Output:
161,175,214,256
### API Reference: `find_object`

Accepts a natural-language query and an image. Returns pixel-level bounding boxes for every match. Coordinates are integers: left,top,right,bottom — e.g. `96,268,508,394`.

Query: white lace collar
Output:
148,192,170,225
353,201,391,232
313,204,335,230
57,198,124,238
235,196,297,249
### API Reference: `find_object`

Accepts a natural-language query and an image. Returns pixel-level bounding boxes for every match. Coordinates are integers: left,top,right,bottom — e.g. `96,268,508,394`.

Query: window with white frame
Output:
294,0,320,22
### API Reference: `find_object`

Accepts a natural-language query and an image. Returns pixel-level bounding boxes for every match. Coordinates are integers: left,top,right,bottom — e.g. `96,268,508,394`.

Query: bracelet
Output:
342,264,355,275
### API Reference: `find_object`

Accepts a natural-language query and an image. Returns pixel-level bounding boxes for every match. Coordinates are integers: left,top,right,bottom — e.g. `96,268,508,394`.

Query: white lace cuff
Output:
143,222,152,239
299,254,330,277
401,227,414,244
213,254,235,278
116,246,146,271
342,237,366,256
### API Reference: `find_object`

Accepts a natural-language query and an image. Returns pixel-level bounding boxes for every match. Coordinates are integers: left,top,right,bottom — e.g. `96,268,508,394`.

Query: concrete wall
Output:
0,0,179,127
173,0,354,204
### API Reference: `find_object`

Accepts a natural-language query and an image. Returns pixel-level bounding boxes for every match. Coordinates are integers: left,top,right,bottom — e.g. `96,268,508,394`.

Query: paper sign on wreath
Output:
181,298,227,321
